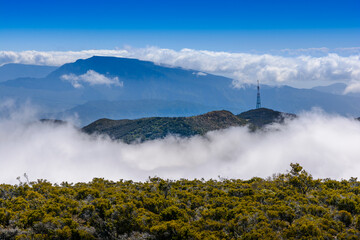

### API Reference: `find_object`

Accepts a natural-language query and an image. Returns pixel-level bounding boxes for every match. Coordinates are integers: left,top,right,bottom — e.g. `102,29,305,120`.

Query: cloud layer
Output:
1,102,360,184
1,47,360,89
61,70,123,88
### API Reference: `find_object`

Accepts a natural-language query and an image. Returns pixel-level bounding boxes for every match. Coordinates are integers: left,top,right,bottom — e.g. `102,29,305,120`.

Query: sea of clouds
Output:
1,100,360,184
1,47,360,91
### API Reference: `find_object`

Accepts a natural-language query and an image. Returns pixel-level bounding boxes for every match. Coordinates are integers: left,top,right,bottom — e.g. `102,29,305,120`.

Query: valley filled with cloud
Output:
1,101,360,184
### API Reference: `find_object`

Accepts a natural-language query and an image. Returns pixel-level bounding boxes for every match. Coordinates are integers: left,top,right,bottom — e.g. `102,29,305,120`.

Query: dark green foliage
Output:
1,164,360,239
82,108,296,143
82,110,248,143
237,107,296,128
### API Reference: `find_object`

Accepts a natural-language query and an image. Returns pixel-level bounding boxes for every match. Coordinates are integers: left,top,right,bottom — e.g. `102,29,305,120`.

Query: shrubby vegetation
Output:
1,164,360,239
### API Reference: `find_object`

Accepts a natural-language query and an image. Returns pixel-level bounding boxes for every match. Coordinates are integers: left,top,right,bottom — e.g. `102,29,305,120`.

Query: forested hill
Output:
82,110,248,143
237,108,296,128
82,108,293,143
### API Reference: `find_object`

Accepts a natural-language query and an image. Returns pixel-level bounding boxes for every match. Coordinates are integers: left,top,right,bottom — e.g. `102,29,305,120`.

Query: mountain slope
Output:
2,56,233,96
82,110,248,143
47,56,239,108
312,83,347,95
0,63,57,82
311,83,360,98
260,85,360,115
1,56,241,111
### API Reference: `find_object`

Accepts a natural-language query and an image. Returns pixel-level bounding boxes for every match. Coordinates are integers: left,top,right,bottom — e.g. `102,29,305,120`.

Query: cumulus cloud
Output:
1,47,360,88
1,103,360,184
344,78,360,94
61,70,123,88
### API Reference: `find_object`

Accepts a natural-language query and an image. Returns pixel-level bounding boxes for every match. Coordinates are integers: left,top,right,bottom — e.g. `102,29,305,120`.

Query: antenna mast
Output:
256,80,261,109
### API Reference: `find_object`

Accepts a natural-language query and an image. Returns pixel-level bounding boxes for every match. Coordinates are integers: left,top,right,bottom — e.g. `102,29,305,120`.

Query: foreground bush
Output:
1,164,360,239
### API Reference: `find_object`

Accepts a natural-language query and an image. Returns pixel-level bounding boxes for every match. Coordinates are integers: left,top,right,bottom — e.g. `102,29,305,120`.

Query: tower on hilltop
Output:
256,80,261,109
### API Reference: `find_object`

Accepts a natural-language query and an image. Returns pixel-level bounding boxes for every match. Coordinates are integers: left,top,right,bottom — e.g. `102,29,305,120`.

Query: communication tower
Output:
256,80,261,109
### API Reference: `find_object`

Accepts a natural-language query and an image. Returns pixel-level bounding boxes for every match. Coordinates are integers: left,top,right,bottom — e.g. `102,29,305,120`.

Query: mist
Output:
1,104,360,184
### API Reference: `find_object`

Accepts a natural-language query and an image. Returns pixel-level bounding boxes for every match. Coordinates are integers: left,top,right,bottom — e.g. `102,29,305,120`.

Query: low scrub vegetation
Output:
1,164,360,239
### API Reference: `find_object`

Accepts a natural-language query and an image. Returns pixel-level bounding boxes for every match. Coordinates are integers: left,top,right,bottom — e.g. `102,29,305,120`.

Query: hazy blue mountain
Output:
312,83,347,95
0,85,84,112
1,56,244,111
259,85,360,115
2,56,360,121
41,56,243,108
311,83,360,98
58,99,215,126
0,63,57,82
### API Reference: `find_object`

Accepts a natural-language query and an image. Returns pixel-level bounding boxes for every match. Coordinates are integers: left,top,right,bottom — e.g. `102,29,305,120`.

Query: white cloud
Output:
279,47,331,56
1,103,360,184
61,70,123,88
193,72,207,76
344,82,360,94
1,47,360,88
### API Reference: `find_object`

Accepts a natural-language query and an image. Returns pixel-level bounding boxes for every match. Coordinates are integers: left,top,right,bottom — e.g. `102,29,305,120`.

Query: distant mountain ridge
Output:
2,56,360,122
1,56,242,112
58,99,215,126
312,83,347,95
0,63,57,82
82,108,293,143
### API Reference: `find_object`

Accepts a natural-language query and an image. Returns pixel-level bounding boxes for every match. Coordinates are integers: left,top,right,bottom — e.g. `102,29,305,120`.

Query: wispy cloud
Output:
274,47,360,57
61,70,123,88
1,47,360,87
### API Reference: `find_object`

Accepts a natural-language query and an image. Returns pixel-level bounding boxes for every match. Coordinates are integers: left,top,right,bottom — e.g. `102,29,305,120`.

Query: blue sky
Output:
0,0,359,51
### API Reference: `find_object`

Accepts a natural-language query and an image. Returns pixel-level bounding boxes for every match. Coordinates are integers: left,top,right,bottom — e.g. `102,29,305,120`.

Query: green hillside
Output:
237,108,296,128
82,110,248,143
82,108,295,143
